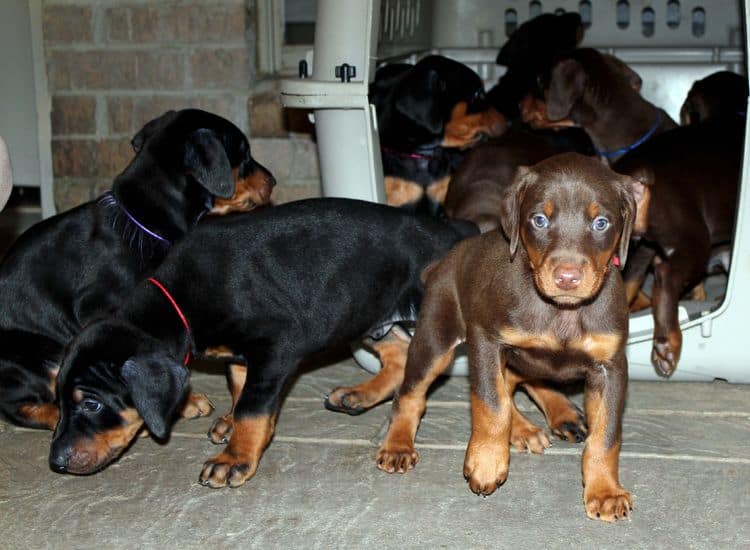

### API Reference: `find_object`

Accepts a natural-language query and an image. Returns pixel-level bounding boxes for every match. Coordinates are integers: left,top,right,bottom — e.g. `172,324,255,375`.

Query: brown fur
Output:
378,153,634,521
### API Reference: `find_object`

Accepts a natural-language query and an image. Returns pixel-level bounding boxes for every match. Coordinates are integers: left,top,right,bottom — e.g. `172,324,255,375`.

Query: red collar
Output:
147,277,191,366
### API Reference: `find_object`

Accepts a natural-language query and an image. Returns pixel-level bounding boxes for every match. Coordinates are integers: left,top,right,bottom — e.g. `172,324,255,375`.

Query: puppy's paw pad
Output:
552,419,588,443
376,446,419,474
511,424,551,454
324,387,367,415
181,393,214,419
199,454,255,489
208,415,233,444
585,489,633,522
652,339,678,376
463,452,508,496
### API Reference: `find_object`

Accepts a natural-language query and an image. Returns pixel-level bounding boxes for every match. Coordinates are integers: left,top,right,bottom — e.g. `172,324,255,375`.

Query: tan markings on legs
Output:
523,381,587,443
384,176,424,207
628,289,652,313
691,282,707,302
582,390,632,522
425,176,450,205
67,408,144,474
18,403,60,430
504,369,551,453
180,392,215,419
463,386,512,495
376,347,457,473
200,415,276,489
326,330,410,414
209,363,247,444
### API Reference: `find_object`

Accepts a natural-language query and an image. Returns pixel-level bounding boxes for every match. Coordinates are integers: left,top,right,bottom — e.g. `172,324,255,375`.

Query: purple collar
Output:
99,191,171,246
381,145,436,161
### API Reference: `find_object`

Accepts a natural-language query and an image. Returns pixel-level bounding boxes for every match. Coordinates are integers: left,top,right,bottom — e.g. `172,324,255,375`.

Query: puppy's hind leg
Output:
326,326,411,415
377,291,463,474
208,363,246,444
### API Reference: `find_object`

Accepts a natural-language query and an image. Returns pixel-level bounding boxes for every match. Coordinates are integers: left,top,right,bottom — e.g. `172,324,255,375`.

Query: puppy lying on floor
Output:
48,199,477,487
377,153,636,522
0,109,275,430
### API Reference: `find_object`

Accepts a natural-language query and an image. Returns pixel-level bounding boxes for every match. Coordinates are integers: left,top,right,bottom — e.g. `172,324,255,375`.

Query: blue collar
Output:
595,112,664,159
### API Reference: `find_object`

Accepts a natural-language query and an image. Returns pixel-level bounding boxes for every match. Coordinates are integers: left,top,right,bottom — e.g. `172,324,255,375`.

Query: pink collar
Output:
147,277,191,366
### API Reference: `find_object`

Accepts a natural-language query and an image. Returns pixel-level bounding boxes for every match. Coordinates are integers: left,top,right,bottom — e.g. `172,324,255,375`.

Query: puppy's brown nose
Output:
554,265,582,290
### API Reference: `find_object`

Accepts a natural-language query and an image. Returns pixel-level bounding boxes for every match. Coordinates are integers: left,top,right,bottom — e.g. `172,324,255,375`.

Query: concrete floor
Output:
1,359,749,548
1,204,749,548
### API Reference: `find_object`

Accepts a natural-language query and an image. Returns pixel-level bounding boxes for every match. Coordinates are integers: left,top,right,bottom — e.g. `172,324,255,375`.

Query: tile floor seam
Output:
158,432,750,464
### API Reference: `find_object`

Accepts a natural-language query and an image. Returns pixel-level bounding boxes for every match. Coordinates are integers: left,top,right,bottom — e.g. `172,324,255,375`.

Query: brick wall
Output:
43,0,321,211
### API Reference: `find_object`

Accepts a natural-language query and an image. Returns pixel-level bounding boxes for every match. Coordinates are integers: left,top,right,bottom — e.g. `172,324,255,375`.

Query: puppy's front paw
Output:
199,451,257,488
208,414,233,444
181,393,214,419
463,446,508,496
376,444,419,473
584,484,633,522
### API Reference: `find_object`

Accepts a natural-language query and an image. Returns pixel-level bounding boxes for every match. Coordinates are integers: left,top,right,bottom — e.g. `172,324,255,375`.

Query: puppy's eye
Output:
80,398,103,414
531,214,550,229
591,216,610,232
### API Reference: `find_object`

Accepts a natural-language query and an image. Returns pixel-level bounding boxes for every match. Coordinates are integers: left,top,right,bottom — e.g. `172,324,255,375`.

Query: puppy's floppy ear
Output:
500,166,536,260
121,355,189,439
394,67,446,134
131,110,177,153
546,58,586,121
615,175,639,268
184,129,235,199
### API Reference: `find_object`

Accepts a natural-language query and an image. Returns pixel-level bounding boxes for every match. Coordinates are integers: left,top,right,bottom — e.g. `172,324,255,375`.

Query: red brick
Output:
131,96,235,129
51,96,96,136
107,97,134,135
43,6,93,44
136,52,185,89
52,139,133,179
173,4,246,43
130,6,162,43
191,48,249,88
104,7,131,42
48,51,137,91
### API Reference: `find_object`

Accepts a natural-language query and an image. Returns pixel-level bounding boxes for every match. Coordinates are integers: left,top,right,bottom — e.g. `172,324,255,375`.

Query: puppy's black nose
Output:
554,265,582,290
49,445,71,473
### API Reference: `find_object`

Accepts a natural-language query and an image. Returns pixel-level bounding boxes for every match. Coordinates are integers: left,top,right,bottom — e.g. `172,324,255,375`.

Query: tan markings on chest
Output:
499,327,622,362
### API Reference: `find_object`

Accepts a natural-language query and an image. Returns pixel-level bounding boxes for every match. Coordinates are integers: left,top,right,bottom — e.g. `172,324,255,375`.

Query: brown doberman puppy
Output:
541,49,676,163
377,153,636,522
613,109,742,376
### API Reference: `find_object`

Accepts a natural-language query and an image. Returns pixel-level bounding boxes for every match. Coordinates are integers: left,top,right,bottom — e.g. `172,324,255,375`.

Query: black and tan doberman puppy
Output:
48,199,477,485
378,153,636,522
371,55,506,214
0,109,275,430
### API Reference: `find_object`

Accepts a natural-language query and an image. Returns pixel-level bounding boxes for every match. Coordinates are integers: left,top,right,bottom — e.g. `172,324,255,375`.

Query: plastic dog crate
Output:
280,0,750,382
